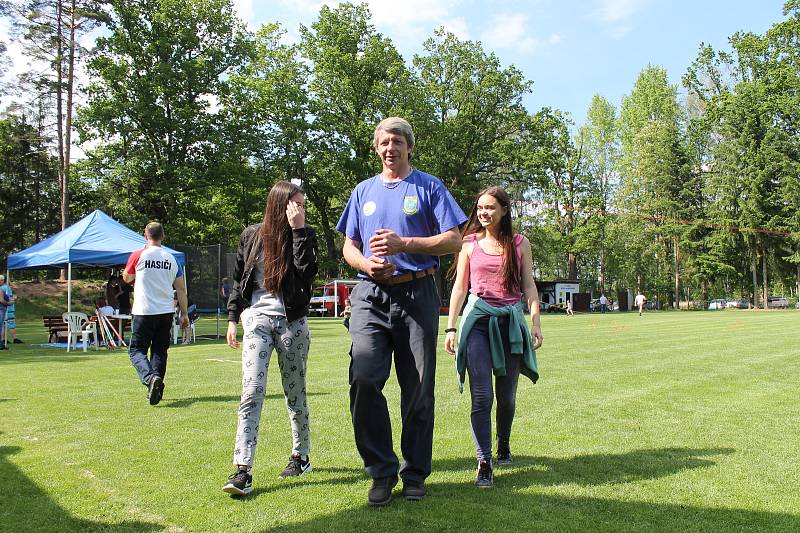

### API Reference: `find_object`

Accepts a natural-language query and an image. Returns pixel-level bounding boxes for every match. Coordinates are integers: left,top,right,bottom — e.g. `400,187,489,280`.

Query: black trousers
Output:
128,313,173,385
348,275,439,483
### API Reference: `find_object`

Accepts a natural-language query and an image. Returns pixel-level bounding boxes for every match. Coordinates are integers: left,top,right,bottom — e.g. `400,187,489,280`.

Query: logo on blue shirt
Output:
403,195,419,215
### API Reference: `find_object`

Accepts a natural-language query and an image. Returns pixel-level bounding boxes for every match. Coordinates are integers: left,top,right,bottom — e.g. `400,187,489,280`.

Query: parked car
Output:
708,299,727,310
726,298,751,309
767,296,789,309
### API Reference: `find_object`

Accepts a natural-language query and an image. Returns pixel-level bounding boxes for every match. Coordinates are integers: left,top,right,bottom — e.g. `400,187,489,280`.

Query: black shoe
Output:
402,480,426,501
222,468,253,496
496,439,512,465
147,375,164,405
0,345,5,350
13,338,22,344
368,475,398,506
476,460,494,488
279,454,312,478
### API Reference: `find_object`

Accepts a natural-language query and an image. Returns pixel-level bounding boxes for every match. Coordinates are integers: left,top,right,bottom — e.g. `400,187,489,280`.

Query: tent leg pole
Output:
67,263,72,312
217,244,221,339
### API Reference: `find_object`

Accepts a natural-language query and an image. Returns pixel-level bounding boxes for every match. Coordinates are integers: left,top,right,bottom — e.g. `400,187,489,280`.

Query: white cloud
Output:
232,0,257,30
440,17,470,40
267,0,465,53
480,13,560,54
595,0,647,22
365,0,456,27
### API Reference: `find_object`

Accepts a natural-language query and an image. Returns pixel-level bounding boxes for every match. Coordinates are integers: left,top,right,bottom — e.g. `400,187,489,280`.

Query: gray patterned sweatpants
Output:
233,310,311,468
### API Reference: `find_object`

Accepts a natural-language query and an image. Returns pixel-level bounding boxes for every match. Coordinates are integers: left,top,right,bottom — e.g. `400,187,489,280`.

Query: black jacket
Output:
227,223,318,323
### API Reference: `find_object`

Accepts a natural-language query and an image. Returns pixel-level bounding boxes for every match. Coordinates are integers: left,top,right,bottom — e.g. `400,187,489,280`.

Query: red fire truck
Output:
308,279,360,317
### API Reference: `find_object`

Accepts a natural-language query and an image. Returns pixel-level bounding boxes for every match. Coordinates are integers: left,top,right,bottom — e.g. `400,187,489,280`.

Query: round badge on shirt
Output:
363,201,376,217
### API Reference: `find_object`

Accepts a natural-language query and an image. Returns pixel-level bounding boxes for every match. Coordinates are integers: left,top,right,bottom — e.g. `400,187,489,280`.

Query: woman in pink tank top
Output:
444,186,543,488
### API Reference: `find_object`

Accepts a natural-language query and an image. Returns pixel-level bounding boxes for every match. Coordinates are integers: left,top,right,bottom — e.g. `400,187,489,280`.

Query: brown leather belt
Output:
371,266,436,286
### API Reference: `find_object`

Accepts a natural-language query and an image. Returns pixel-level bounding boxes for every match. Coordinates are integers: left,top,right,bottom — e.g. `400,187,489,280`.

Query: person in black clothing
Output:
222,181,319,496
117,276,132,315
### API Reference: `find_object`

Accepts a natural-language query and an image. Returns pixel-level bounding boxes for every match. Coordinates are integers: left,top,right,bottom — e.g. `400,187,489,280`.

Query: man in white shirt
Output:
123,222,189,405
599,294,608,313
634,292,646,316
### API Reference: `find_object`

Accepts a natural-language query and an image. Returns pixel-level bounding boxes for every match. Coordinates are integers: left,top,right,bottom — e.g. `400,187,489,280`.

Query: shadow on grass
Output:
263,447,800,532
230,466,365,499
0,349,96,366
434,447,737,486
0,398,16,403
162,392,330,408
0,445,162,532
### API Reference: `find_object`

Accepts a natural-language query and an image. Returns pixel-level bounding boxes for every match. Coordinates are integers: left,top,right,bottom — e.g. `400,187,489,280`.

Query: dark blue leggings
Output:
465,316,521,461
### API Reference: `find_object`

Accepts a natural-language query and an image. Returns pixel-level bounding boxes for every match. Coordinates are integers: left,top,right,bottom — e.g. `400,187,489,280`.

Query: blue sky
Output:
233,0,787,125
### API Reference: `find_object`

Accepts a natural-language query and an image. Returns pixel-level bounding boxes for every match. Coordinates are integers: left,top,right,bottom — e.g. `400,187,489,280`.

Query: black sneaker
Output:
222,468,253,496
368,475,398,506
475,460,493,488
13,338,23,344
496,439,512,465
147,375,164,406
402,480,426,501
279,454,312,478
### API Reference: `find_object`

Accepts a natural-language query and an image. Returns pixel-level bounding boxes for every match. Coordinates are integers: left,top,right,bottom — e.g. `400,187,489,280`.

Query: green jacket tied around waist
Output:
455,293,539,393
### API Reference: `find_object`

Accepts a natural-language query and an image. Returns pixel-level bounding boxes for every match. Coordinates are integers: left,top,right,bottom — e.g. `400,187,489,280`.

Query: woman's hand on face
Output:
226,321,240,349
444,331,456,355
286,200,305,229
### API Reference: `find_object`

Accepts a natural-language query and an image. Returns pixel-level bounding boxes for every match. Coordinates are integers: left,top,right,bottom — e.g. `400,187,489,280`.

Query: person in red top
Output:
123,222,188,405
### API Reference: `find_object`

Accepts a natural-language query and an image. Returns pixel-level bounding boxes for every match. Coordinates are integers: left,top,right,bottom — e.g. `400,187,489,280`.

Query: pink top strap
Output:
468,233,523,307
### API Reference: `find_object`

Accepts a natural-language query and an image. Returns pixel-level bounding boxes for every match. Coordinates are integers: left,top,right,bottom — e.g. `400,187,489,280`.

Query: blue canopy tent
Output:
6,210,186,312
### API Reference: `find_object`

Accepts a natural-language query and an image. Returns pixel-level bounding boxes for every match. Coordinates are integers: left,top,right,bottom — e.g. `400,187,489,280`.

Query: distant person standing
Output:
106,271,121,310
0,275,13,348
124,222,188,406
566,298,574,316
340,298,352,330
635,292,646,316
220,277,232,306
117,276,132,315
599,294,608,314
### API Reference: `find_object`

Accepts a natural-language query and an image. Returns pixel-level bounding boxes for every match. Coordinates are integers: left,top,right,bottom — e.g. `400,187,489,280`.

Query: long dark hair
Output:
454,186,521,292
260,180,303,294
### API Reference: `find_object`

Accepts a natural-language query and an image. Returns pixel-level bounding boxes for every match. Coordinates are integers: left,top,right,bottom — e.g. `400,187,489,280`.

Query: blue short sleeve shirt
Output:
336,170,467,275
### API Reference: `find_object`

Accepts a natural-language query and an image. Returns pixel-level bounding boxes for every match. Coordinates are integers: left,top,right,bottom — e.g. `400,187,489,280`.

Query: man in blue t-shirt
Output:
337,117,467,506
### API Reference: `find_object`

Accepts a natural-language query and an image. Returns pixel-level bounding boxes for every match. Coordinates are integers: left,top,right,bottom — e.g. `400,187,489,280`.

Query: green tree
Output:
411,28,532,206
297,2,414,275
0,113,60,263
617,65,695,308
12,0,108,231
77,0,250,242
684,2,800,307
580,95,619,292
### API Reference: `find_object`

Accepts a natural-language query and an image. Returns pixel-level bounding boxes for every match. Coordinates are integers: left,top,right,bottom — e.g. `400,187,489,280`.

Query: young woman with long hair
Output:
222,181,319,496
444,186,543,488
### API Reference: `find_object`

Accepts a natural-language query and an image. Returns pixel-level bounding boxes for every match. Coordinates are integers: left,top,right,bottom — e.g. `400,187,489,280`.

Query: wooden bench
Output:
43,315,69,343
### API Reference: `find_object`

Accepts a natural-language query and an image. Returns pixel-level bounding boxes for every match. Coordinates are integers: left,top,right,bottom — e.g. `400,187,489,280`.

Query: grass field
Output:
1,309,799,532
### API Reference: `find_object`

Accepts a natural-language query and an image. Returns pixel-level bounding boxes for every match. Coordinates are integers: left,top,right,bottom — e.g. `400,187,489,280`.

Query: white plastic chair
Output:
62,312,98,352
